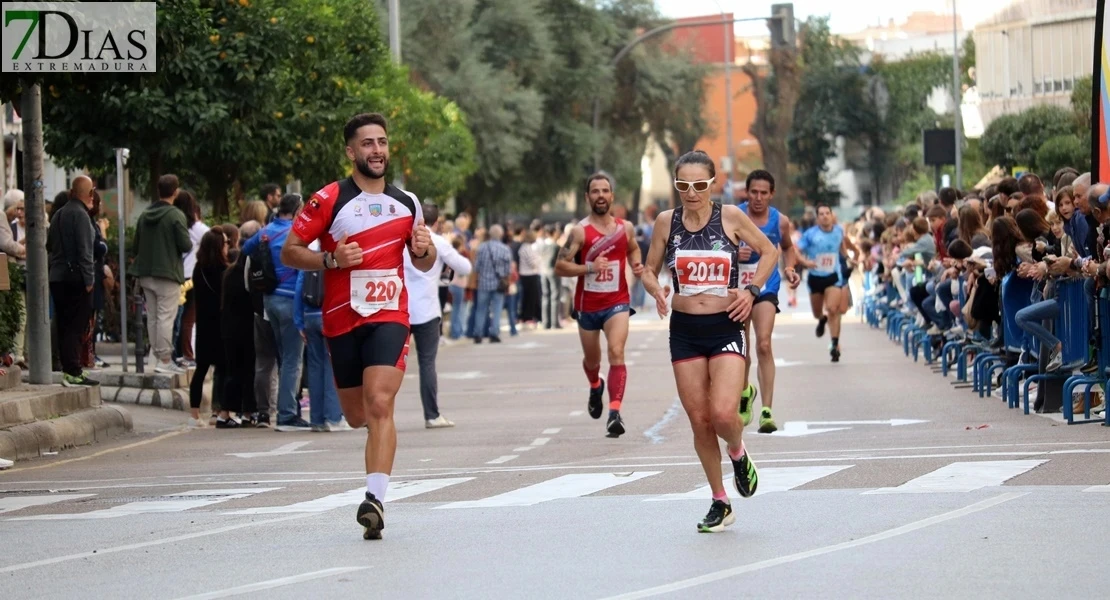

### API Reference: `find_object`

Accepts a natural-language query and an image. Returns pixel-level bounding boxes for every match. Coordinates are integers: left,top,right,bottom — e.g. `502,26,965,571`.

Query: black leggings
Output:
190,361,227,411
222,333,255,415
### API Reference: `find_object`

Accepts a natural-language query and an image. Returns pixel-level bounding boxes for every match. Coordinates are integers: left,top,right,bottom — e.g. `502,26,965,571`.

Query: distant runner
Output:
555,172,643,437
796,204,860,362
738,170,800,434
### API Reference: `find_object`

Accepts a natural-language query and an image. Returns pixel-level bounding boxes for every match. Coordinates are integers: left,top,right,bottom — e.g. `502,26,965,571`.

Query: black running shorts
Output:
754,292,781,314
669,311,748,363
808,273,839,295
326,322,411,389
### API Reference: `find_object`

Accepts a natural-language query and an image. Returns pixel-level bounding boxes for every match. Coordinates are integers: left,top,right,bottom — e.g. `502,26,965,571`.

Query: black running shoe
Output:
830,346,841,363
588,378,605,419
606,411,625,438
731,446,759,498
816,315,828,338
697,499,735,533
356,492,385,540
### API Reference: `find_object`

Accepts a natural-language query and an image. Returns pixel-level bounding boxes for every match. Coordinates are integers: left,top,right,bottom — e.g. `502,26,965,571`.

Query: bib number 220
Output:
350,270,402,317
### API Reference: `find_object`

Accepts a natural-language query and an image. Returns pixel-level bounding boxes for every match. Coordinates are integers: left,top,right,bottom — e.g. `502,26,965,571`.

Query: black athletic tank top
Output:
665,204,740,289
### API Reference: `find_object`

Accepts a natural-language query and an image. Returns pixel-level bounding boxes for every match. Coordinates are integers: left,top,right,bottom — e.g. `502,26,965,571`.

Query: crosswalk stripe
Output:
436,472,662,509
0,494,95,514
862,460,1048,494
9,488,281,521
1082,485,1110,493
643,466,853,502
229,478,473,515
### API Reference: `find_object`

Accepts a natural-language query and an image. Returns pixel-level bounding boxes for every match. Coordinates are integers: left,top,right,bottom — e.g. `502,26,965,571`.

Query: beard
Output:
356,155,388,180
591,201,609,216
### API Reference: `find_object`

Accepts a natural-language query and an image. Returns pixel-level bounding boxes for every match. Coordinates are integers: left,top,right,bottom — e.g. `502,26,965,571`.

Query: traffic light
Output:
770,3,795,49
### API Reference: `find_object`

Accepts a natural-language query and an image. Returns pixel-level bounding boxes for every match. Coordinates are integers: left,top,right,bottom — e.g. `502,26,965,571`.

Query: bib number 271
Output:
350,270,402,317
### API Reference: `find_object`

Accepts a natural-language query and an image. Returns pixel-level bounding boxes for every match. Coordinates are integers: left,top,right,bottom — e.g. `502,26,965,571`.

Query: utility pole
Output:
387,0,404,189
952,0,963,190
20,83,50,384
116,148,129,372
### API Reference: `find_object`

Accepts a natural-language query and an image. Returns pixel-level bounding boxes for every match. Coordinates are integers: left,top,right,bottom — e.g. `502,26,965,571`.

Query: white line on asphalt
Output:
542,428,562,435
643,397,682,444
0,512,316,574
230,478,473,514
1082,485,1110,492
0,494,94,514
599,440,1110,461
435,472,662,509
531,438,551,446
9,488,282,521
629,351,642,357
173,567,369,599
863,460,1048,494
227,442,323,459
569,411,585,417
643,466,853,501
513,447,537,452
600,493,1027,599
486,455,518,464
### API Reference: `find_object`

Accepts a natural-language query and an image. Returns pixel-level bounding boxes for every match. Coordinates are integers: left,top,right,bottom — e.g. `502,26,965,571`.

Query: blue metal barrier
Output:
1062,294,1107,424
1020,279,1091,414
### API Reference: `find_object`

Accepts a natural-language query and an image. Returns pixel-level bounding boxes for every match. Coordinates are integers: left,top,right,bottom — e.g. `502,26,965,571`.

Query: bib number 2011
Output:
675,250,731,298
350,270,402,317
685,261,726,283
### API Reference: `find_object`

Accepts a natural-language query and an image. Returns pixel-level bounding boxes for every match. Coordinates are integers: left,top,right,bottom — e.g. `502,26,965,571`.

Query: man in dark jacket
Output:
47,176,98,386
132,174,193,374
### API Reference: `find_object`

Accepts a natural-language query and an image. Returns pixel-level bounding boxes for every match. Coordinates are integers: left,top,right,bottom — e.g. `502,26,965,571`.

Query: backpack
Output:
247,235,279,294
302,270,324,308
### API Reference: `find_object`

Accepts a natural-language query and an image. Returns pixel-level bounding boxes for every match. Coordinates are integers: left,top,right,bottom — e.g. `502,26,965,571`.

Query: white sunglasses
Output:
674,178,715,193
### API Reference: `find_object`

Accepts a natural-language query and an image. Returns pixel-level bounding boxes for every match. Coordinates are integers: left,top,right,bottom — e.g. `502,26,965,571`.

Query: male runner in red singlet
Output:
281,112,435,540
555,172,644,437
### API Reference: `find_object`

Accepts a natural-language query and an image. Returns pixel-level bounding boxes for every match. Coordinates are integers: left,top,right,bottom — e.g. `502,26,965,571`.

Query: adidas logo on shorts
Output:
721,341,742,354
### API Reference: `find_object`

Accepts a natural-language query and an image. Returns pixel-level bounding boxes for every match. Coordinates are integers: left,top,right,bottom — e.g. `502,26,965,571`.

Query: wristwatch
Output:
322,251,334,270
744,284,761,298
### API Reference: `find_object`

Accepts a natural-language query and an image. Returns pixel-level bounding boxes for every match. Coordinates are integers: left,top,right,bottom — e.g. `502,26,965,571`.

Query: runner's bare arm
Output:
408,222,438,273
554,226,588,277
726,205,779,289
779,217,798,271
841,233,861,263
641,211,672,298
625,221,644,275
281,231,328,271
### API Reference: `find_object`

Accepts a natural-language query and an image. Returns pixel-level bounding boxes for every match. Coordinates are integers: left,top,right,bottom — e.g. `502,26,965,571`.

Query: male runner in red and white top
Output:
555,172,644,437
281,112,435,541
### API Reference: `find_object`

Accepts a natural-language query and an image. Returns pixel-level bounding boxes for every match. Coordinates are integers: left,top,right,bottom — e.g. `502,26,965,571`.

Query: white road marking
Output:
569,410,585,417
643,466,853,501
531,437,551,446
601,493,1027,599
768,422,851,437
509,342,547,349
598,440,1110,461
172,567,369,600
773,359,805,367
1082,485,1110,492
437,472,662,509
864,460,1048,494
0,494,94,514
625,361,636,366
513,447,537,452
542,428,562,435
629,351,643,357
644,397,682,444
439,371,487,380
229,478,472,514
10,488,280,521
486,455,518,465
227,442,323,459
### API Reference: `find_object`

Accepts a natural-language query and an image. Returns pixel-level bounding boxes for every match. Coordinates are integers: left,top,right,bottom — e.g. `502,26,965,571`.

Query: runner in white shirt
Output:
404,203,473,429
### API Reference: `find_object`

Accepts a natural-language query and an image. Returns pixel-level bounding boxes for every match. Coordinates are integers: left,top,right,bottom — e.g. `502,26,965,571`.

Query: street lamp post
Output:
706,0,734,191
387,0,403,189
952,0,963,190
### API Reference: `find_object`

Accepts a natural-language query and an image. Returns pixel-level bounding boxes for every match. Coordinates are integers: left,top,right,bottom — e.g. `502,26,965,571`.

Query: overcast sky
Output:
654,0,1013,36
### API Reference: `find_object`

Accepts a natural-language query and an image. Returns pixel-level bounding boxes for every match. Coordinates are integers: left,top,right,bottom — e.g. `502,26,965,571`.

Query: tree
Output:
982,105,1075,172
1036,134,1090,177
742,23,801,209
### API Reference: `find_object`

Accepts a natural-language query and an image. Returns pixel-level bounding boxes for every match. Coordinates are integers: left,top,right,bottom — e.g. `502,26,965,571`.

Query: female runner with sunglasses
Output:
641,150,780,532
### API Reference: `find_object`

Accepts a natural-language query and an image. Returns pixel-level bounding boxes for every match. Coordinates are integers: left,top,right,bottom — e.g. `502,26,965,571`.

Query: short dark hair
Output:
585,171,614,193
926,205,948,220
421,202,439,225
344,113,389,145
938,187,959,207
674,150,716,179
745,169,775,192
1018,173,1044,196
815,202,832,213
260,183,281,199
157,174,179,199
278,193,303,216
1053,167,1079,189
997,177,1020,196
947,239,972,260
